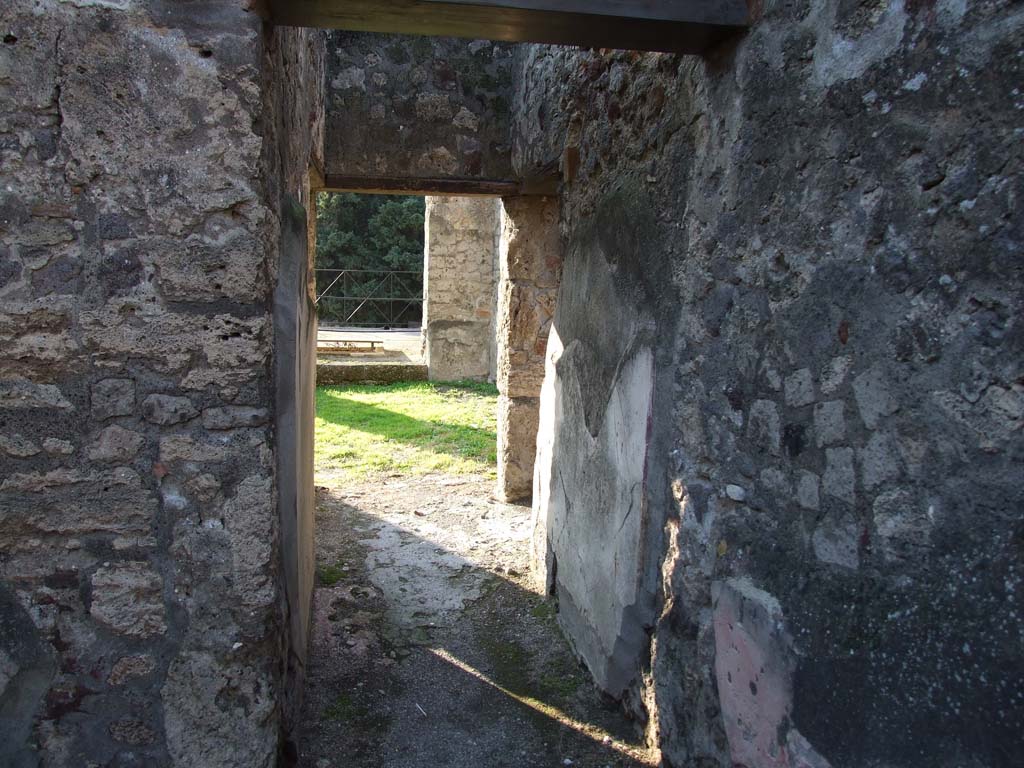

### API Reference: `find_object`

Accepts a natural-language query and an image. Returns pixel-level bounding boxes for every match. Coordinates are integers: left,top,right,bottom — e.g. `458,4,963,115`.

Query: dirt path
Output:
297,473,656,768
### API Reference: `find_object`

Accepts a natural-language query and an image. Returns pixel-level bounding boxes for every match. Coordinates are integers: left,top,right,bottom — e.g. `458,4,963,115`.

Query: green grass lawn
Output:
315,380,498,481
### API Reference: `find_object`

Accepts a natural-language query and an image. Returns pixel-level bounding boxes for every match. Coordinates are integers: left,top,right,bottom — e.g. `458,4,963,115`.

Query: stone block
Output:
91,378,135,420
86,425,145,463
159,435,230,464
822,447,855,504
497,395,540,501
142,394,198,426
813,400,846,446
811,511,860,569
0,380,73,410
108,654,155,686
89,562,166,638
747,399,781,456
852,365,898,428
796,470,820,510
0,434,41,457
42,438,74,455
872,489,933,563
860,431,901,490
202,406,269,430
784,368,815,407
0,467,156,546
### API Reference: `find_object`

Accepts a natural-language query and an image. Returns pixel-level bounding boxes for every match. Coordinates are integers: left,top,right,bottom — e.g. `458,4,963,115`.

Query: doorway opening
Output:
298,192,655,766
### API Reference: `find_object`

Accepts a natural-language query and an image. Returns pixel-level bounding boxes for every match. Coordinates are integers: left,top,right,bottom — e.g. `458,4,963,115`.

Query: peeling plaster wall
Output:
0,2,323,765
521,2,1023,766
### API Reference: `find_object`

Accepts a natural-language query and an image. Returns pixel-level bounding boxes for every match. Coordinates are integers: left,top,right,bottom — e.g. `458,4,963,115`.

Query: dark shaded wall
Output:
324,31,515,186
0,2,323,765
522,2,1023,766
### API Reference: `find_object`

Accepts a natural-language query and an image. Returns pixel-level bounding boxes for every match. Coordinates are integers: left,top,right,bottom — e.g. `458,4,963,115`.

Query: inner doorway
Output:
298,192,655,766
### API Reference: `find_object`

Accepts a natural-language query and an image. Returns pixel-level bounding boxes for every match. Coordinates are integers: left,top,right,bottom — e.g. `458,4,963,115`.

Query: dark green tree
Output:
315,193,425,326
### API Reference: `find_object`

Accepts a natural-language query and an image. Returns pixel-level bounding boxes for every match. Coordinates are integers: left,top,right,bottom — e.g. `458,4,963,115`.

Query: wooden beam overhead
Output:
266,0,749,55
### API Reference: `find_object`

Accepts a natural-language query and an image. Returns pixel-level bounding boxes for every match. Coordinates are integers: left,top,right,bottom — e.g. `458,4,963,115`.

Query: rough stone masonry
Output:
522,2,1023,766
1,1,1022,768
0,1,323,765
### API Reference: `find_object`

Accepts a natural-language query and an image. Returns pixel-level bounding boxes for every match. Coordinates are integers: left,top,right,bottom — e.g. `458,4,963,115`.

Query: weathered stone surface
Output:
202,406,269,430
496,196,560,501
109,719,157,746
422,197,500,381
518,2,1024,763
796,470,820,511
0,467,156,546
813,400,846,446
852,365,898,429
0,2,324,762
89,562,166,638
41,438,74,456
90,378,135,420
108,654,155,686
159,435,229,464
325,32,514,184
0,380,73,410
784,368,815,407
822,447,856,505
86,424,145,463
496,395,539,501
142,394,198,426
162,650,278,768
0,433,41,457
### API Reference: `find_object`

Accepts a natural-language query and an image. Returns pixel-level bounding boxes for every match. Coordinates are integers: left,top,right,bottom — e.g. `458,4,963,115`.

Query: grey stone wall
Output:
422,197,501,382
496,196,561,501
0,2,323,765
325,32,515,187
521,2,1023,766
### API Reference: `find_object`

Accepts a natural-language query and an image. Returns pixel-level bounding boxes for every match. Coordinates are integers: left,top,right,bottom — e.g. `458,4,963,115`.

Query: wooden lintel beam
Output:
267,0,749,55
319,175,528,197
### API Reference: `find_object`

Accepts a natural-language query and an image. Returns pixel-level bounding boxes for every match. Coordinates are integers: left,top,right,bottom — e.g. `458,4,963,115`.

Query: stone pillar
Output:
422,197,501,381
496,197,561,502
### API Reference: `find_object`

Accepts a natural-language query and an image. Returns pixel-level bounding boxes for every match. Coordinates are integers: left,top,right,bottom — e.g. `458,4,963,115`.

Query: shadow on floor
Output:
298,480,655,768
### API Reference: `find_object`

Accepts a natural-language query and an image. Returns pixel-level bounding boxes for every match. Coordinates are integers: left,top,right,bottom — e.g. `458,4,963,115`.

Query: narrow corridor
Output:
298,474,655,767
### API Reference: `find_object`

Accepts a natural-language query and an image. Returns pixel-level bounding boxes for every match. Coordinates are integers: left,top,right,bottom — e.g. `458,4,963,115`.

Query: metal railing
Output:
314,269,424,329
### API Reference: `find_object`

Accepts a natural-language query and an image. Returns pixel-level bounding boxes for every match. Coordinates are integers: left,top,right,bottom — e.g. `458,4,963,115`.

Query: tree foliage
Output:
315,193,425,272
314,193,426,327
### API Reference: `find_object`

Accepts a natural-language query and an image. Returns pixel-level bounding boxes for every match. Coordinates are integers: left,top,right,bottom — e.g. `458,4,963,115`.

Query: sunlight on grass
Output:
315,380,498,482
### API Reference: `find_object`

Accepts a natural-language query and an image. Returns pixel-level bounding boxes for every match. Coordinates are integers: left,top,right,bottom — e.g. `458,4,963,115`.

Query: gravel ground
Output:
297,473,656,768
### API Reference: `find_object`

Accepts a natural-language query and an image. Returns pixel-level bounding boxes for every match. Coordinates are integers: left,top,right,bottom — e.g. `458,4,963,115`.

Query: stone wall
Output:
0,2,323,765
422,197,500,382
496,196,561,501
325,31,515,188
521,2,1023,766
